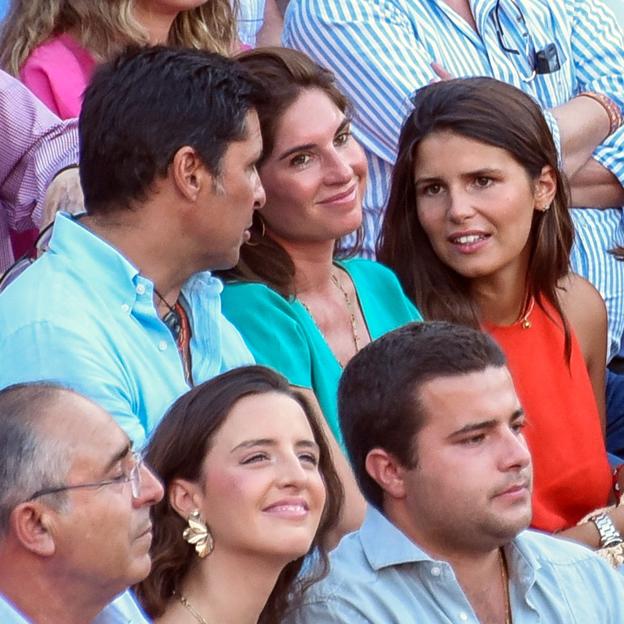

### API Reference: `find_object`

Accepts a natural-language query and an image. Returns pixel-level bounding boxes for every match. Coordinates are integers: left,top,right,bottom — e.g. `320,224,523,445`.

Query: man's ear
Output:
170,146,207,202
10,503,57,557
168,478,202,520
533,164,557,212
365,448,408,500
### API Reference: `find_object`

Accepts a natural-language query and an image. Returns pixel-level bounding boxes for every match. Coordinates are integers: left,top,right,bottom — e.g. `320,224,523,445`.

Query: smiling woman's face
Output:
191,391,327,561
257,88,368,246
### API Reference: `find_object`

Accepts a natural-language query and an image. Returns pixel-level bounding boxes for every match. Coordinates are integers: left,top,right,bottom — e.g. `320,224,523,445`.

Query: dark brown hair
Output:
135,365,343,623
217,46,359,297
339,321,506,509
377,77,574,359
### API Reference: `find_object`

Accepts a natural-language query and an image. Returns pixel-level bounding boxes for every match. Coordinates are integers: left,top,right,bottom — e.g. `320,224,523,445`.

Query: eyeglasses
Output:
26,451,145,502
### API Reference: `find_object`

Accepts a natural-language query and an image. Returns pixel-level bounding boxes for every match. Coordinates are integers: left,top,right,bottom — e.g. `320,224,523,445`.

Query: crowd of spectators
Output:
1,1,624,623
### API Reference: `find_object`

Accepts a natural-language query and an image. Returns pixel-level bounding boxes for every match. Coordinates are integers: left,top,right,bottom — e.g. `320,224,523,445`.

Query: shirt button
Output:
136,284,146,295
430,566,441,577
459,612,469,622
158,340,167,351
121,304,130,313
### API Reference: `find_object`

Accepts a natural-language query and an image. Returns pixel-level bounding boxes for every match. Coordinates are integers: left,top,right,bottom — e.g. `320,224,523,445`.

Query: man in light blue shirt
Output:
0,383,164,623
287,322,624,623
0,47,266,446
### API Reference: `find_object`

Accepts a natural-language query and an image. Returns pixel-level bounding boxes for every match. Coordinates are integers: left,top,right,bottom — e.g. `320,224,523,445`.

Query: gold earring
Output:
245,215,267,247
182,510,214,558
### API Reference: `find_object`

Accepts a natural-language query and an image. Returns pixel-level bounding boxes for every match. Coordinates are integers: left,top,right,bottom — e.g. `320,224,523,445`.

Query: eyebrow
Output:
447,408,524,438
277,116,352,162
102,442,132,474
414,167,504,186
230,438,320,453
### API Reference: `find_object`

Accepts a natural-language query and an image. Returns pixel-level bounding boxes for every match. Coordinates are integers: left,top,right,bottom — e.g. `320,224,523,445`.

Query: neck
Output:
134,3,178,44
80,213,191,303
0,554,115,624
176,550,286,624
272,233,336,295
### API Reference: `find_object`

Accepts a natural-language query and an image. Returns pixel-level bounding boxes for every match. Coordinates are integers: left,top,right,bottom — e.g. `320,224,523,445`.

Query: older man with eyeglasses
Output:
0,382,164,624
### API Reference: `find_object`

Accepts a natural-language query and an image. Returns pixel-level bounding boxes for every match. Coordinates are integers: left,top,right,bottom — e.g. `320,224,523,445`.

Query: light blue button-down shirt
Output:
286,506,624,623
0,591,150,623
284,0,624,358
0,212,253,447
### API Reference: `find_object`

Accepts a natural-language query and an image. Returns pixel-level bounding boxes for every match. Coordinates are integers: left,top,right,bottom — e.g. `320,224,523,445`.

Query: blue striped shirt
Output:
284,0,624,357
238,0,266,46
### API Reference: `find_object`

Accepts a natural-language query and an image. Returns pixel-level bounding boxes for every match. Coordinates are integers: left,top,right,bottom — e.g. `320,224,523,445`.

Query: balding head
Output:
0,383,98,536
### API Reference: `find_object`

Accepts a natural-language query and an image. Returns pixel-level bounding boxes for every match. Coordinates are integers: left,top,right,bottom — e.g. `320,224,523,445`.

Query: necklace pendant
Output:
521,319,531,329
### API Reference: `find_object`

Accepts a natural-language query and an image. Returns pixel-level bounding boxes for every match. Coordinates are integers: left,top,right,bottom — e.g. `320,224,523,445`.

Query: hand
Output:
41,166,84,229
430,61,454,81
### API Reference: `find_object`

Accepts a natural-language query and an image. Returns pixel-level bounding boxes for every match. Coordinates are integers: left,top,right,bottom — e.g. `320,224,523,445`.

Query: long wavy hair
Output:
135,365,344,624
217,47,362,298
0,0,238,74
377,77,574,359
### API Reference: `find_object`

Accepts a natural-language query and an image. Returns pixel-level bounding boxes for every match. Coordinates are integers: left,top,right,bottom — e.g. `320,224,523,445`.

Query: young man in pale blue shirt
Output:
0,47,266,447
0,383,164,623
287,322,624,623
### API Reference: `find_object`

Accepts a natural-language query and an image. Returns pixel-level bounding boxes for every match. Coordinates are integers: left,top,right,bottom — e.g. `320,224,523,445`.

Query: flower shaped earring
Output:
182,509,214,558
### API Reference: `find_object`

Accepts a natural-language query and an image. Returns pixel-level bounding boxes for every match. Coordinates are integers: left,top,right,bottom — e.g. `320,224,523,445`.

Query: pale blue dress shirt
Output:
284,0,624,358
0,590,150,623
0,213,254,447
286,506,624,623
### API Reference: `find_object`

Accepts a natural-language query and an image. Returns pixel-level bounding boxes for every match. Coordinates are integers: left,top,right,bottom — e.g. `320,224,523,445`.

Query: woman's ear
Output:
168,478,202,520
534,165,557,212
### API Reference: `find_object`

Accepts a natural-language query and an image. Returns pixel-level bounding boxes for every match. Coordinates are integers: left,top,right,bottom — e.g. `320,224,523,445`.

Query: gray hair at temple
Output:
0,382,73,536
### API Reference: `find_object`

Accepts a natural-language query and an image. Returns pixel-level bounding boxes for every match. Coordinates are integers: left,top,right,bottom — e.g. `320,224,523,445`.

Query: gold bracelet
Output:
578,91,623,135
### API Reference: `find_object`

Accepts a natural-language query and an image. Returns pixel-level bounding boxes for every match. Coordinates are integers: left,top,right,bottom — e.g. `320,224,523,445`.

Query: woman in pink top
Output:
0,0,240,118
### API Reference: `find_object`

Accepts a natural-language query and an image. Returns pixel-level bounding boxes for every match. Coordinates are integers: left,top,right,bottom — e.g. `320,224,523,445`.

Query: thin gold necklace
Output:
298,268,362,363
499,548,513,624
174,591,209,624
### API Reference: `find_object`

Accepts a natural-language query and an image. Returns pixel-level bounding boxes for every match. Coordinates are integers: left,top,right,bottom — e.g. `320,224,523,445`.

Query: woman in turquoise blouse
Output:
219,47,421,535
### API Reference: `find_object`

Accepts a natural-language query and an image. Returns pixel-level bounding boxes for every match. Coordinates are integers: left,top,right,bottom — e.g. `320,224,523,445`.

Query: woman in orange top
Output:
378,77,618,549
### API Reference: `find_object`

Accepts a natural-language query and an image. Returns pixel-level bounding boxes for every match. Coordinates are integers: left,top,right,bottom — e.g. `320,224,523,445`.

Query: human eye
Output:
334,128,352,147
511,419,526,435
290,153,312,167
474,176,493,188
418,183,443,197
298,451,319,467
241,452,270,465
459,433,486,447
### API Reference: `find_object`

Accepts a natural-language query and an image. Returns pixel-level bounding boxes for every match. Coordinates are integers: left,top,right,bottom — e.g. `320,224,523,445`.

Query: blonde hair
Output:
0,0,238,75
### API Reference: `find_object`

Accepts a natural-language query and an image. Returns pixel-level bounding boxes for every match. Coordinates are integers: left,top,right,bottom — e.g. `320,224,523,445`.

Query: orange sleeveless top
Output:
485,300,611,532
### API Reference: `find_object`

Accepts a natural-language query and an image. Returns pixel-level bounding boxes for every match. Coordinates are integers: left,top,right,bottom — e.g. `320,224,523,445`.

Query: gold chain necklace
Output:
499,548,513,624
175,592,210,624
298,268,362,363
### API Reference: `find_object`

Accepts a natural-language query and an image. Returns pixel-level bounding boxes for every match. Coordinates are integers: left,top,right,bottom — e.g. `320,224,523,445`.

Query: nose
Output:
499,427,532,473
276,454,309,489
252,168,266,211
447,188,476,224
134,462,164,507
324,150,353,186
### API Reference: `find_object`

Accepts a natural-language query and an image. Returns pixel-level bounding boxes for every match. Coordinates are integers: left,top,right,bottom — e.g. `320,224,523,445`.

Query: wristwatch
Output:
590,513,623,549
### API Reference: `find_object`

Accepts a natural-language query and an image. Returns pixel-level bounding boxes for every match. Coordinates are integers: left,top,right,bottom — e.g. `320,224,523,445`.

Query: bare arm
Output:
298,387,366,547
569,157,624,208
256,0,284,47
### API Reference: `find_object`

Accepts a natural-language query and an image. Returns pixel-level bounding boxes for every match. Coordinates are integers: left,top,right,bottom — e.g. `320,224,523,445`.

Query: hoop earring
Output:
245,215,267,247
182,510,214,558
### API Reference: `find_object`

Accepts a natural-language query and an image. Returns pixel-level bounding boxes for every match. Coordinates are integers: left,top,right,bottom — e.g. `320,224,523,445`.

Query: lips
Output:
318,183,357,205
262,498,310,518
448,230,491,245
492,479,530,499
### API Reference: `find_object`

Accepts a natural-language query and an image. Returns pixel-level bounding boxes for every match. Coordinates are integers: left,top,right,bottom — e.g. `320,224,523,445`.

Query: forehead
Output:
417,366,521,433
272,88,344,148
40,393,129,473
413,131,519,173
210,392,316,450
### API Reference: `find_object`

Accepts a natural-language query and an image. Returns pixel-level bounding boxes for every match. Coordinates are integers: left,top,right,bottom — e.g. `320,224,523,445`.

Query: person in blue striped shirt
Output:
283,0,624,362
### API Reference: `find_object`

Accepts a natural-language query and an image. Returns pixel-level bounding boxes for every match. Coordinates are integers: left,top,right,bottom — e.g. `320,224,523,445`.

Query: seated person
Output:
135,365,342,623
0,382,163,623
287,322,624,623
379,77,614,538
219,47,421,531
0,47,264,446
0,0,239,118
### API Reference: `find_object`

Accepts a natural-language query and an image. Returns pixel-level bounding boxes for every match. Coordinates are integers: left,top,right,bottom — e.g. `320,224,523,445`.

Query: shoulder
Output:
22,34,88,69
518,529,602,565
221,280,297,316
342,258,406,291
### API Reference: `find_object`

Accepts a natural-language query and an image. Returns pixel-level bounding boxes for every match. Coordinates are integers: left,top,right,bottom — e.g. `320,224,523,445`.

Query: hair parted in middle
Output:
135,365,343,624
217,46,362,297
377,77,574,360
338,321,507,510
